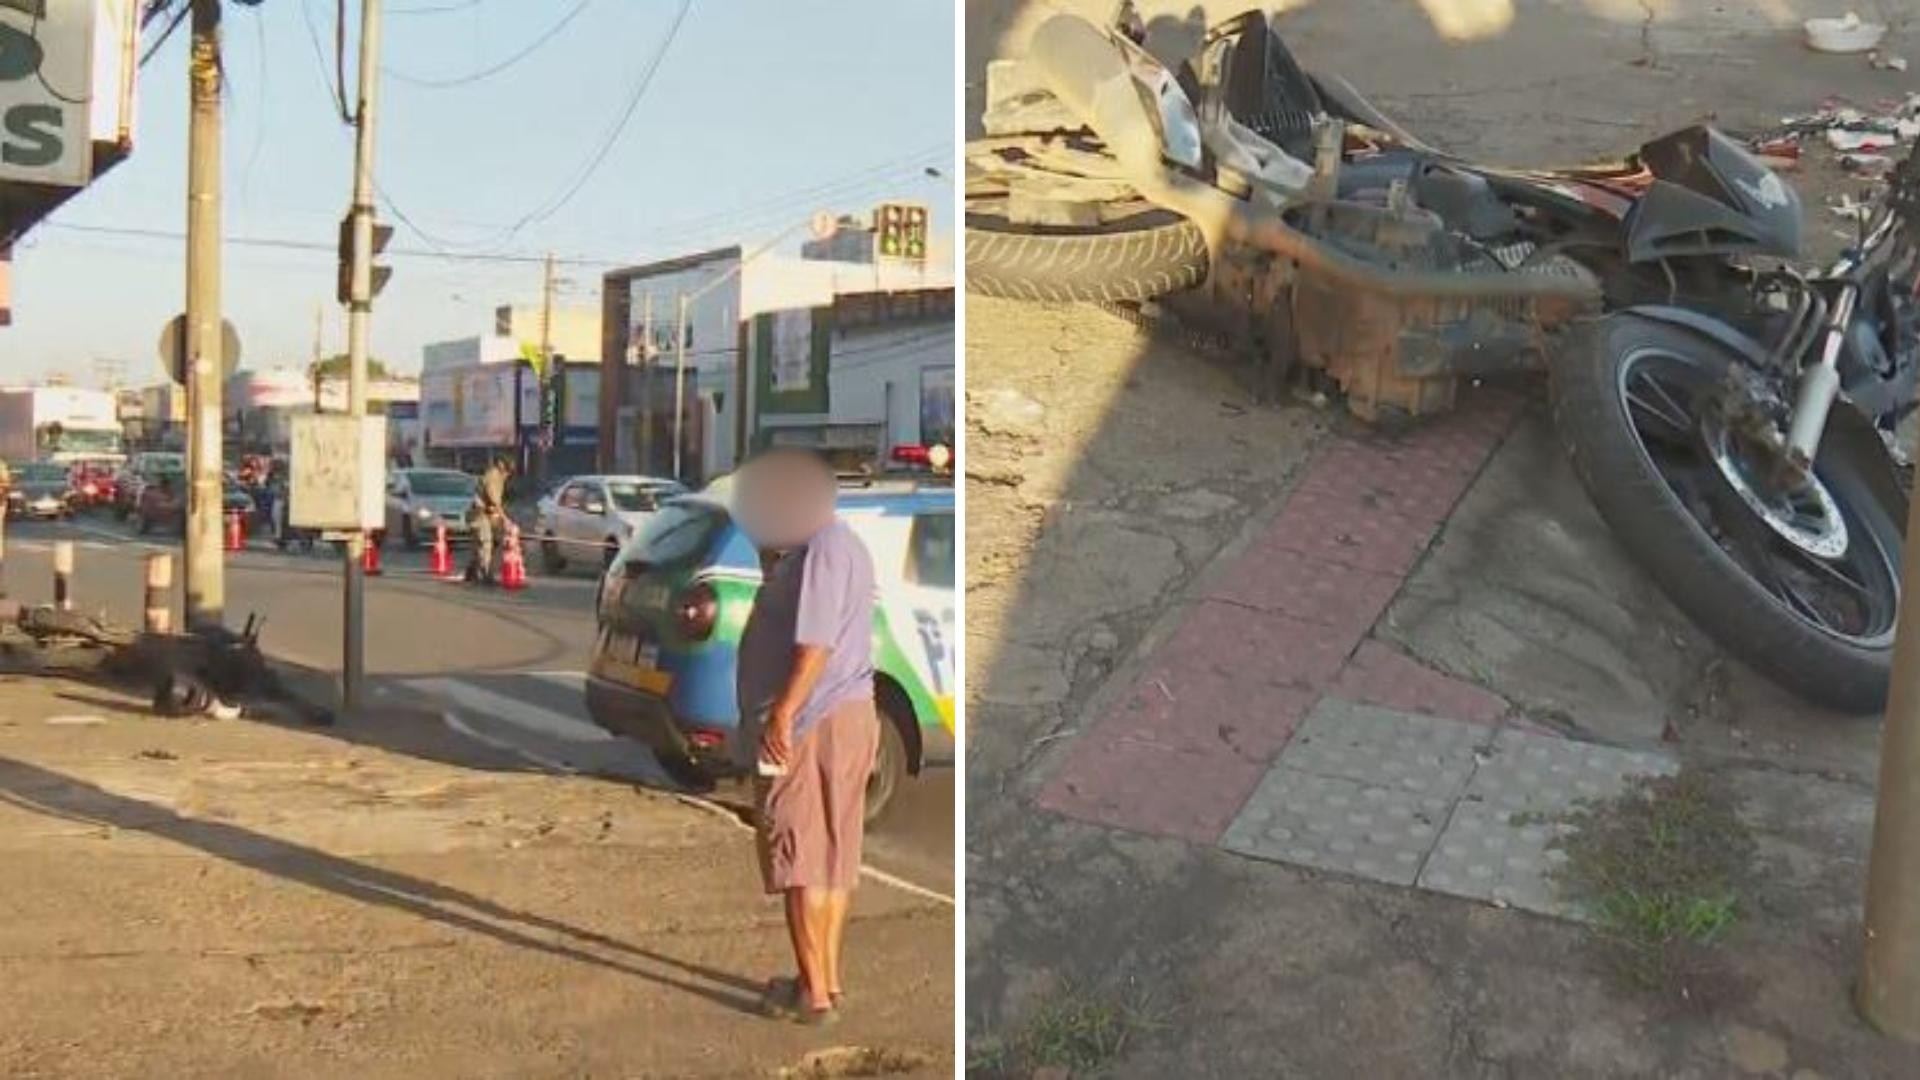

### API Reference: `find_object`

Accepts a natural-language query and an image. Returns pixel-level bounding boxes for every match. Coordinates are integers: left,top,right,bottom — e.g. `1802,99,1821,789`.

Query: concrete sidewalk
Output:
0,678,951,1079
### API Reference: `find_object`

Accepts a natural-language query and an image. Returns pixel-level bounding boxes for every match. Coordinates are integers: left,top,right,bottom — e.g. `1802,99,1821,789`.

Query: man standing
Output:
734,448,877,1026
465,455,512,584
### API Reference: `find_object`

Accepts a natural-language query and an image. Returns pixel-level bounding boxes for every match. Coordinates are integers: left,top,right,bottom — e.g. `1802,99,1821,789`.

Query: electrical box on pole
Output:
336,216,394,305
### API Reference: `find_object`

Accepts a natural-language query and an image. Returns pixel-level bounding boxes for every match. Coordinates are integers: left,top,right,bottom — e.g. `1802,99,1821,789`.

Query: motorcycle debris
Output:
1842,151,1894,176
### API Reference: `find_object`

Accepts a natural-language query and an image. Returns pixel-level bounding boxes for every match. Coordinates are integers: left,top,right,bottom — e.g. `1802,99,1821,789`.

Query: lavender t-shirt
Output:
736,519,876,760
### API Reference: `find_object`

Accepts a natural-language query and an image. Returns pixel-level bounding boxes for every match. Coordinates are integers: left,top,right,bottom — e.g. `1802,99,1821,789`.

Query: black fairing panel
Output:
1626,126,1801,263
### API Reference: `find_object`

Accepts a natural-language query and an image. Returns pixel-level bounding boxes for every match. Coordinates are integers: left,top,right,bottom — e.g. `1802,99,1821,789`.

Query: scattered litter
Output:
135,748,178,761
1151,677,1173,702
1842,151,1895,177
1830,193,1874,222
1805,13,1888,55
44,715,106,726
1874,51,1909,72
969,386,1047,438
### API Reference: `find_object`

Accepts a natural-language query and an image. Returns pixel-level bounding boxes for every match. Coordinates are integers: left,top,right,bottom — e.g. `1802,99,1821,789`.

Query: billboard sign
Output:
0,0,95,186
423,363,519,447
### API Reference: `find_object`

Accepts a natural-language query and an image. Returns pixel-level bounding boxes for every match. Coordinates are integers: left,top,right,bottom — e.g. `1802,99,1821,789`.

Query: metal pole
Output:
341,0,384,714
183,0,224,633
638,291,654,474
1862,472,1920,1037
672,292,689,482
538,251,555,484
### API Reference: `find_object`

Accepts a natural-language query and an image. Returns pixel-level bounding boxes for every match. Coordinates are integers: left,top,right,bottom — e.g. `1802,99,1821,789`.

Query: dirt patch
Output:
779,1045,939,1078
1546,769,1760,1007
966,980,1162,1079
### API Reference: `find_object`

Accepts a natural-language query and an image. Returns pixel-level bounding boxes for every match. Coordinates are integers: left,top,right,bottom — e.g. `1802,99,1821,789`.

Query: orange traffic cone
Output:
361,536,382,577
224,511,244,552
429,522,453,578
499,523,527,592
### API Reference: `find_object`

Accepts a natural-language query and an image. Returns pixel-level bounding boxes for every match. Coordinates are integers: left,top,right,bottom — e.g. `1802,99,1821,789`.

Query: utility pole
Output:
672,292,689,482
183,0,225,632
311,302,324,411
1862,480,1920,1039
637,291,653,474
340,0,385,713
537,251,555,483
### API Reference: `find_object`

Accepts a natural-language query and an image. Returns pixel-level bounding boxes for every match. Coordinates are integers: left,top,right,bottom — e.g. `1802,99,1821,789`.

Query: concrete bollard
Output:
52,540,72,611
144,552,172,635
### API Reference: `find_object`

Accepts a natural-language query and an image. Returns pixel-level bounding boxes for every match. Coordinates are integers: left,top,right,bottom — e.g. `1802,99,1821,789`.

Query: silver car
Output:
534,473,685,571
384,468,478,548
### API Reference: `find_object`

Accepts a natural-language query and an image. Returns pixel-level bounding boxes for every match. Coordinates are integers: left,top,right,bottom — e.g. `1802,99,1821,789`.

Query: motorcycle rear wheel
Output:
965,206,1207,302
1551,314,1903,713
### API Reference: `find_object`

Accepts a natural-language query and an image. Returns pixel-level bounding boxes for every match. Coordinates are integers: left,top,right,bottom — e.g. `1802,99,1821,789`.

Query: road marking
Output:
419,674,955,907
666,791,955,907
405,677,610,744
441,711,577,773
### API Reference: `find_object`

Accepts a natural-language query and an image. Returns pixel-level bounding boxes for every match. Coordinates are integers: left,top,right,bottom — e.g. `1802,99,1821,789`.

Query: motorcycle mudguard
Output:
1612,306,1908,523
1611,305,1773,370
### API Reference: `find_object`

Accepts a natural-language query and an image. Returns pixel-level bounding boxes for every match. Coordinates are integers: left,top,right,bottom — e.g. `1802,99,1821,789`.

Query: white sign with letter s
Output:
0,0,94,187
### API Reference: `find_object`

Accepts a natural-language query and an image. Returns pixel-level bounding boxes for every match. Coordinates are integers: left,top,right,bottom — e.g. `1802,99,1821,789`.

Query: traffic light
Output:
875,202,929,263
336,214,395,305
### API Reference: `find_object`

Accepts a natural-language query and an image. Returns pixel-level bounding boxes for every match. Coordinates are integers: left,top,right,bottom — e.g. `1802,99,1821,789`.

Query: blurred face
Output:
735,451,835,550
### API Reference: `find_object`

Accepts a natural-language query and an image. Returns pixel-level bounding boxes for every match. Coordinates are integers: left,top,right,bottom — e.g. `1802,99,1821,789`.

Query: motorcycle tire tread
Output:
1550,313,1900,715
965,216,1208,302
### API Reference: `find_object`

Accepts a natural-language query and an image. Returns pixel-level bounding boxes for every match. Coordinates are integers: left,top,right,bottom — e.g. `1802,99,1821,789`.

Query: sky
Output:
4,0,955,385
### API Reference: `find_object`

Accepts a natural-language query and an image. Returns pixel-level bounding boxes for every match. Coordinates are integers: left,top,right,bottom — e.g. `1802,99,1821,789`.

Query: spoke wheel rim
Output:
1615,346,1899,646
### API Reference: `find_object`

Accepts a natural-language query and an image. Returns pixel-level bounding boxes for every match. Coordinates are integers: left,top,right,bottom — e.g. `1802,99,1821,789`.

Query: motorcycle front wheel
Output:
965,203,1207,302
1551,314,1903,713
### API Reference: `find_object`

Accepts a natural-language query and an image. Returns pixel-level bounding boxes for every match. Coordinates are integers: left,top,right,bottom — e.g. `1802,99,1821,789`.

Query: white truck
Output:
0,387,126,465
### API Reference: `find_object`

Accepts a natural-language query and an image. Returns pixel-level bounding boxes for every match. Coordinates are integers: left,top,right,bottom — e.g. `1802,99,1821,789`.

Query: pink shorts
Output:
755,696,879,892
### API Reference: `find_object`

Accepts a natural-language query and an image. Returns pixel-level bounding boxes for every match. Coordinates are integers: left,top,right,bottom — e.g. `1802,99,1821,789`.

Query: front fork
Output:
1786,283,1860,468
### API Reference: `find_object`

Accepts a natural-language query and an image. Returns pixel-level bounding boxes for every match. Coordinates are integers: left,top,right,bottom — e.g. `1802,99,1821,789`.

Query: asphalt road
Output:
0,511,954,900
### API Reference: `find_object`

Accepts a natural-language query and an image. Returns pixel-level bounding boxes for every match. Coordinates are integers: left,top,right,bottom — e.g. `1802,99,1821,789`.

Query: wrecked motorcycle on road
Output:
967,8,1919,713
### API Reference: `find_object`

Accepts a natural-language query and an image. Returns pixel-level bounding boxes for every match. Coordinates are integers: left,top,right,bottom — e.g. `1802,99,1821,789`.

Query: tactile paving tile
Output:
1256,490,1439,577
1463,726,1676,816
1418,728,1677,917
1101,666,1316,764
1222,767,1453,886
1417,800,1574,916
1278,698,1489,799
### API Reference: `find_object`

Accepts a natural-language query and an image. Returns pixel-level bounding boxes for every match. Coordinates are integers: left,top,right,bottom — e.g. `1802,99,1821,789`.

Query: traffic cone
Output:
361,536,382,577
499,523,527,591
429,522,453,578
224,511,243,552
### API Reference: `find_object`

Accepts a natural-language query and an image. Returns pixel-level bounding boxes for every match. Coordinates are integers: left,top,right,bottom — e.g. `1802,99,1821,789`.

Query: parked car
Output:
535,474,686,572
383,468,478,548
5,462,75,520
68,460,117,509
585,483,956,821
114,452,185,520
135,471,254,535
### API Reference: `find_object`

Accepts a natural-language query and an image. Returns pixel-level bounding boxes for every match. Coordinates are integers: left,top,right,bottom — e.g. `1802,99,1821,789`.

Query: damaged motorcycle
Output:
967,8,1918,713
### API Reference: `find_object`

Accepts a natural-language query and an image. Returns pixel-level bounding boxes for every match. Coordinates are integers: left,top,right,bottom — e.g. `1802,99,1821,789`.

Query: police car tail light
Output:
673,581,718,641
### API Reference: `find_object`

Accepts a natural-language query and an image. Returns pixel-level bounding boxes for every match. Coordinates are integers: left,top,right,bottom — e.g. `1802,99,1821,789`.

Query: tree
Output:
309,353,392,381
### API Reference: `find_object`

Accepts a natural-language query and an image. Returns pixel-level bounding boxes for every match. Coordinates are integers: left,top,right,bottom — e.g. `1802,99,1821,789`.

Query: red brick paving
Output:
1032,732,1271,845
1327,640,1510,727
1037,389,1531,844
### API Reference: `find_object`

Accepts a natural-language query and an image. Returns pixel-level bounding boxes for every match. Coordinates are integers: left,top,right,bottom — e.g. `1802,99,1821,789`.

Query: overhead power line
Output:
494,0,694,238
384,0,592,87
